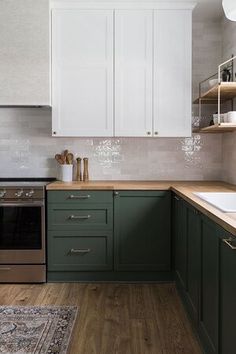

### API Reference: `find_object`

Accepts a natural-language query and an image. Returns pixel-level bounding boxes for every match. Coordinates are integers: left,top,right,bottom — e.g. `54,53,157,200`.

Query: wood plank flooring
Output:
0,282,202,354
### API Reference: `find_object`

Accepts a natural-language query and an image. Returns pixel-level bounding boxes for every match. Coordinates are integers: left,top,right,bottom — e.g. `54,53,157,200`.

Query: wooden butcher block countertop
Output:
47,180,236,235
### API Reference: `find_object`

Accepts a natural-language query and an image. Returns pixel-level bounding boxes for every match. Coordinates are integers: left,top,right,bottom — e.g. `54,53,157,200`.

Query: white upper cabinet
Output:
0,0,50,106
51,1,194,137
153,10,192,137
115,10,153,137
52,9,114,137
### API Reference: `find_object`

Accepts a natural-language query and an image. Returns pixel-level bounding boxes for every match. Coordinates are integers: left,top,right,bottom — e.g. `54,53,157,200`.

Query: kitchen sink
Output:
194,192,236,213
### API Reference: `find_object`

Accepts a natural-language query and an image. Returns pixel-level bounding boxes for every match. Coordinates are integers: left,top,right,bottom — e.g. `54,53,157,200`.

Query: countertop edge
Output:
46,180,227,191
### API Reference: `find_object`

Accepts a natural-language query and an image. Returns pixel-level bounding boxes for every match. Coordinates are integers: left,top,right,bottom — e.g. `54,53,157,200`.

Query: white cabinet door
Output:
0,0,50,106
115,10,153,137
52,9,113,137
154,10,192,137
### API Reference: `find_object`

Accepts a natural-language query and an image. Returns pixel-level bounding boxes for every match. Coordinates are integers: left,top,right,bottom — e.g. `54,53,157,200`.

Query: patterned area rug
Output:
0,306,78,353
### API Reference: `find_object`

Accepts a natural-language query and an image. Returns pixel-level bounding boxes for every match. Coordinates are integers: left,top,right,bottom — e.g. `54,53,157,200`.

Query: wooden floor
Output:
0,282,202,354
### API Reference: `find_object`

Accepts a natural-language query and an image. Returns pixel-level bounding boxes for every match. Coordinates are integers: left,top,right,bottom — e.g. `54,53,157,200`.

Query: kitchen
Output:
0,0,236,353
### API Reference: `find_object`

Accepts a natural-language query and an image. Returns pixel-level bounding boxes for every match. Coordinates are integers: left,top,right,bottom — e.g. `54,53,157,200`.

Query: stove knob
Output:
15,189,24,198
0,190,6,198
25,189,35,198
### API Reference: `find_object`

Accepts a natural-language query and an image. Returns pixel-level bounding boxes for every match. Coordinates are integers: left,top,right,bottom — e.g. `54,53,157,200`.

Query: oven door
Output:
0,201,45,264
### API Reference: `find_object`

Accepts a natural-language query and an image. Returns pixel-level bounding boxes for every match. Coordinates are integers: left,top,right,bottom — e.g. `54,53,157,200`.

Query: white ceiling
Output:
192,0,224,21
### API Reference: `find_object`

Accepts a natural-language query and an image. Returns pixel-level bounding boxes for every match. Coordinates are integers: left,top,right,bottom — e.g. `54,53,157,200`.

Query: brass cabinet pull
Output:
69,195,90,199
70,248,91,254
223,238,236,250
68,215,91,220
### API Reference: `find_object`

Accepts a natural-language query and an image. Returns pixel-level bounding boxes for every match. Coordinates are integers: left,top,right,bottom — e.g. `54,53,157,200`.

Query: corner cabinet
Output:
51,2,194,137
173,193,236,354
173,196,219,354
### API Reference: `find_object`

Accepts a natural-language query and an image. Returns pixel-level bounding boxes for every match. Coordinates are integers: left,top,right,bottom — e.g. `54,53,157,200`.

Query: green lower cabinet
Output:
220,234,236,354
48,230,113,271
173,196,201,326
185,204,201,324
173,195,188,290
199,215,219,354
173,194,221,354
47,189,172,280
114,191,171,271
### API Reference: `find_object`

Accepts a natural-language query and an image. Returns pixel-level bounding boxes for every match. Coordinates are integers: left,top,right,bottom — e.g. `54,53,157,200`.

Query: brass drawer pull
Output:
69,195,90,199
70,248,91,254
68,215,91,220
223,238,236,250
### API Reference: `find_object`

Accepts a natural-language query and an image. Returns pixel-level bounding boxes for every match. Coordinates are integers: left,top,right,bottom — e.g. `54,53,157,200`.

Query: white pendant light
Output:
223,0,236,21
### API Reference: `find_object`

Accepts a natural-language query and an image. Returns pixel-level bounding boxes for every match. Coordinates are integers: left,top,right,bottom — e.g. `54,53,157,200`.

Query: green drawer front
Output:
48,231,113,271
48,204,113,230
47,191,113,204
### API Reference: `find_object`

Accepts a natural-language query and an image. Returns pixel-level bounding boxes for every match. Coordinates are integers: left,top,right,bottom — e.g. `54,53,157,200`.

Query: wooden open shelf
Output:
193,123,236,134
194,82,236,104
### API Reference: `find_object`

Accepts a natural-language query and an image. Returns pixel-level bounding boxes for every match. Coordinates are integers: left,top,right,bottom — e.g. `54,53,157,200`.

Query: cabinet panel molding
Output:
115,10,153,137
52,9,114,136
154,9,192,137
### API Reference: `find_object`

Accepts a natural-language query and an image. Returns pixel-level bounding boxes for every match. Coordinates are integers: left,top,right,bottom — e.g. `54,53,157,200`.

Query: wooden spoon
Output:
55,154,64,165
61,150,69,164
66,153,74,165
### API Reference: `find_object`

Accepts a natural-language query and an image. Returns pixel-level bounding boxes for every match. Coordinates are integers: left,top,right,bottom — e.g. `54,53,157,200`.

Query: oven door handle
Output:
0,201,44,207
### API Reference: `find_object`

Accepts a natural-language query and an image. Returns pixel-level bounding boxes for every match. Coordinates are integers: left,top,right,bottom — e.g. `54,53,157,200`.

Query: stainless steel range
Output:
0,180,49,283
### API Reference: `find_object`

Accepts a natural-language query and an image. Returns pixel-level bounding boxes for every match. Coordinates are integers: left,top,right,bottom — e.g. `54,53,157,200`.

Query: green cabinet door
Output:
185,203,201,323
220,234,236,354
173,195,187,290
199,215,219,354
173,196,201,323
114,191,171,271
